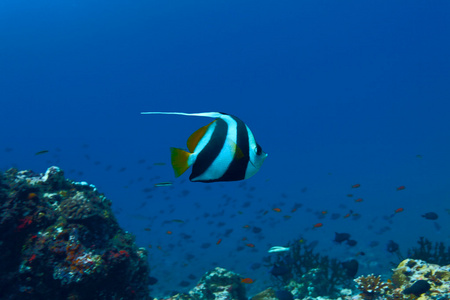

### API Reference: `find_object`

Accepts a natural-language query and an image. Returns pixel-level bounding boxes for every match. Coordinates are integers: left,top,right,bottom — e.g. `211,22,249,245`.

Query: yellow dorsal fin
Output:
186,120,216,152
170,147,191,177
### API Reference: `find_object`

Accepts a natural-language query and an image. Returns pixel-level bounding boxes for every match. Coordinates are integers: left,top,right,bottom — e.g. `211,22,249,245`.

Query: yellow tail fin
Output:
170,147,191,177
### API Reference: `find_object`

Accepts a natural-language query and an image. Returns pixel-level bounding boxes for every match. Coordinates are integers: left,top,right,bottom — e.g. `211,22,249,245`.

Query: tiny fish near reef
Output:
141,111,267,182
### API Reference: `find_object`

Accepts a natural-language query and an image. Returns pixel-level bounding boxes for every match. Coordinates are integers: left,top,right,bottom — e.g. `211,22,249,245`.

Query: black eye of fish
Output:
255,144,262,155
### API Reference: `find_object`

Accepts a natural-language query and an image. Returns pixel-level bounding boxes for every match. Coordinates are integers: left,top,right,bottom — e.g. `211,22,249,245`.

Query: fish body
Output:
341,259,359,278
154,182,173,187
141,112,267,182
394,208,404,213
422,212,438,220
241,278,254,284
35,150,49,155
387,240,399,253
268,246,290,253
334,232,350,243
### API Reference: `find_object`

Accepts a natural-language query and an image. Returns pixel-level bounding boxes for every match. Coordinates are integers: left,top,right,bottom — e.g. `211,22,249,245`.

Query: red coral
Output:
28,254,37,263
119,250,130,258
16,216,33,231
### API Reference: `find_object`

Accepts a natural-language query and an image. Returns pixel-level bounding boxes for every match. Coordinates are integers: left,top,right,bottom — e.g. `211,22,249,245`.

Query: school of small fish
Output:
4,114,445,297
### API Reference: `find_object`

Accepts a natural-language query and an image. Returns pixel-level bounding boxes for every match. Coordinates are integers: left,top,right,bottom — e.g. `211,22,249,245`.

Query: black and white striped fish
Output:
141,112,268,183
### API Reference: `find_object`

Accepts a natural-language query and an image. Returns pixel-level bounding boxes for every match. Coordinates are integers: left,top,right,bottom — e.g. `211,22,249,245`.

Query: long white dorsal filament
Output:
141,112,223,119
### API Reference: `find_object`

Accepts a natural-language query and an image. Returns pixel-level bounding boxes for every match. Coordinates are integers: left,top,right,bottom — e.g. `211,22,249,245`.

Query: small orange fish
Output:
166,230,173,235
242,225,250,229
344,213,351,218
272,208,281,212
352,184,361,188
354,198,363,203
216,238,222,245
241,278,254,284
246,243,255,248
157,245,163,250
291,208,297,213
313,222,323,228
242,237,247,241
27,193,37,200
394,208,404,213
321,210,328,215
396,186,405,191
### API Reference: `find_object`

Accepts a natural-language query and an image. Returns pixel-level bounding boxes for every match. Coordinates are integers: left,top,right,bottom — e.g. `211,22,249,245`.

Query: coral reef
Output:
158,267,247,300
189,267,247,300
139,255,449,300
250,288,277,300
3,166,450,300
354,274,391,299
407,237,450,266
266,239,355,298
0,166,151,299
392,258,450,299
351,258,450,300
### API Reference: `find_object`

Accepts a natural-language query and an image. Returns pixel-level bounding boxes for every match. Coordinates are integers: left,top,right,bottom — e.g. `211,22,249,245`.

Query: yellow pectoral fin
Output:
227,139,244,159
170,147,191,177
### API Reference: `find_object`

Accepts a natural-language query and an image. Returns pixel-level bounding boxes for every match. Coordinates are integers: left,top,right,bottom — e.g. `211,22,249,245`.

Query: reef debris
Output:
0,166,151,299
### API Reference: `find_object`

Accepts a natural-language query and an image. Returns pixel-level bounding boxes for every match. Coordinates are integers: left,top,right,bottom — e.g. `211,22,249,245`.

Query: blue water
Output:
1,0,450,297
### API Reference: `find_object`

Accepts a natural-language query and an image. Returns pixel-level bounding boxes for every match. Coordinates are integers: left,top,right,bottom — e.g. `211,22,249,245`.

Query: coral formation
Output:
354,274,391,299
0,166,151,299
3,166,450,300
266,239,355,298
250,288,277,300
189,267,247,300
392,258,450,299
407,237,450,266
158,267,247,300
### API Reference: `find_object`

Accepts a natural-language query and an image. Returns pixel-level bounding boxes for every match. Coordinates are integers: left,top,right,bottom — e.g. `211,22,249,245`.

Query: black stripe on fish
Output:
218,115,250,181
190,118,228,181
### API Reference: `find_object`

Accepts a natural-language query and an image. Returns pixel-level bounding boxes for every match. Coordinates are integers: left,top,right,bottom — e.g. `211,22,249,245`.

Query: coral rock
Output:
250,288,277,300
392,259,450,299
0,167,151,299
189,267,247,300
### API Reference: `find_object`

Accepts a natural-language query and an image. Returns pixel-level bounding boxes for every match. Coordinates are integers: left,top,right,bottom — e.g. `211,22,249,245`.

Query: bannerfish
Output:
141,112,267,182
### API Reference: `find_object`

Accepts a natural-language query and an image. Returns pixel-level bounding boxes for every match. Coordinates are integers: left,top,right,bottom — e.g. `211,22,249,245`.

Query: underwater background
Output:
1,0,450,297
